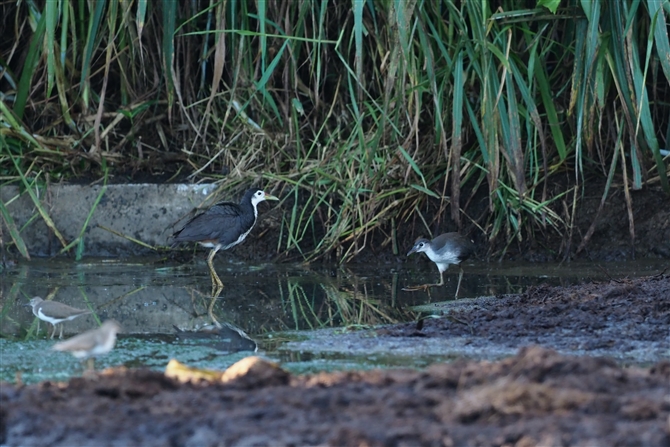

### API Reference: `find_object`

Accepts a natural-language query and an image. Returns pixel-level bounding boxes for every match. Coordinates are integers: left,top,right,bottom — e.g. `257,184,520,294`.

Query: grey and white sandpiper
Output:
26,297,92,339
52,320,122,370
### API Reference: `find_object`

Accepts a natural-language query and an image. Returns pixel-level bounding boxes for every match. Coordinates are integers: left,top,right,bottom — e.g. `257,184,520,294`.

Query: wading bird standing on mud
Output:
403,232,475,298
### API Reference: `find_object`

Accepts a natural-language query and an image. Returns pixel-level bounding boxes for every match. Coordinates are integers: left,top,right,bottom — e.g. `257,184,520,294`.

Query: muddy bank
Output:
283,274,670,365
1,346,668,446
387,273,670,359
2,181,669,263
1,275,669,446
571,186,670,261
267,183,670,264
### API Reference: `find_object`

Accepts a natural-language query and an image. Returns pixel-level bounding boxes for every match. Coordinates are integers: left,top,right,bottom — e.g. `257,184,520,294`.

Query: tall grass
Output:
1,0,668,261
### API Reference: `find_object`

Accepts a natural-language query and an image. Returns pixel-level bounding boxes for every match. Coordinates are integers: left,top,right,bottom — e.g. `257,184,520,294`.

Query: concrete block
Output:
1,183,217,257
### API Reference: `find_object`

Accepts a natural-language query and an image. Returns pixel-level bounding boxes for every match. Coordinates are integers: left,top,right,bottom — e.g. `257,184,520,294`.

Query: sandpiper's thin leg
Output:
58,323,64,339
50,324,57,339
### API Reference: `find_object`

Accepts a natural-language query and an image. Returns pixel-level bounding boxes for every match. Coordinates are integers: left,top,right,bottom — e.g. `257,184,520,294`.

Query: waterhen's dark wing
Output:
171,201,246,246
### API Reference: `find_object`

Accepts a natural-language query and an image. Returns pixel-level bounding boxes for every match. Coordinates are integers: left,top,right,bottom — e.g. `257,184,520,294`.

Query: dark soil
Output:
1,276,669,446
378,274,670,358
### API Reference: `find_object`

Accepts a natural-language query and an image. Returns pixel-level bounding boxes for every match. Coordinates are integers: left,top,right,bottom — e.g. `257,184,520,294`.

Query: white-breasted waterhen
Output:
403,232,475,297
26,297,92,339
171,188,279,289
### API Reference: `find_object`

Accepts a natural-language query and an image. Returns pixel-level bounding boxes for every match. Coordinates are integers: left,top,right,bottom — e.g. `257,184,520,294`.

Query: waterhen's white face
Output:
250,189,279,207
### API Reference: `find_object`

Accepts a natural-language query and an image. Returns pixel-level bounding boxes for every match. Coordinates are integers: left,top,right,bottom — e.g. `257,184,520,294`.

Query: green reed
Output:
1,0,668,261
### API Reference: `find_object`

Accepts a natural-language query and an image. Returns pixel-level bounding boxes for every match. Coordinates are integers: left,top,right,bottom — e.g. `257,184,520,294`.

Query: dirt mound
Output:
383,274,670,356
1,346,668,446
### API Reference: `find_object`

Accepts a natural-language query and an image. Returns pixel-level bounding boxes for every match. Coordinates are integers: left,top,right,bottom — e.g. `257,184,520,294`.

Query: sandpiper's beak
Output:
263,192,280,201
407,246,418,256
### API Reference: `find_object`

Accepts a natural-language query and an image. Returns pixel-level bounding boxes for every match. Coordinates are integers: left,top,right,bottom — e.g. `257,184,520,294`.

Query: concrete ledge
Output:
2,183,218,257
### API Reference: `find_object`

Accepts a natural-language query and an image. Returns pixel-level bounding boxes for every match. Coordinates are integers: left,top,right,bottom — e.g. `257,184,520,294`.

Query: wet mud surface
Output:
1,276,669,446
378,274,670,362
285,274,670,365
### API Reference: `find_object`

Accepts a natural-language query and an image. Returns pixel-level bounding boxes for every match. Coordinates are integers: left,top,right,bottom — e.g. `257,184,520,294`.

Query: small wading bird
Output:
52,320,122,370
26,297,92,339
403,232,475,298
171,188,279,290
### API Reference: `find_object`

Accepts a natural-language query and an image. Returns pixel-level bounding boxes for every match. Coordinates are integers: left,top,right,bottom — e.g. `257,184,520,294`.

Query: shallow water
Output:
1,257,666,383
